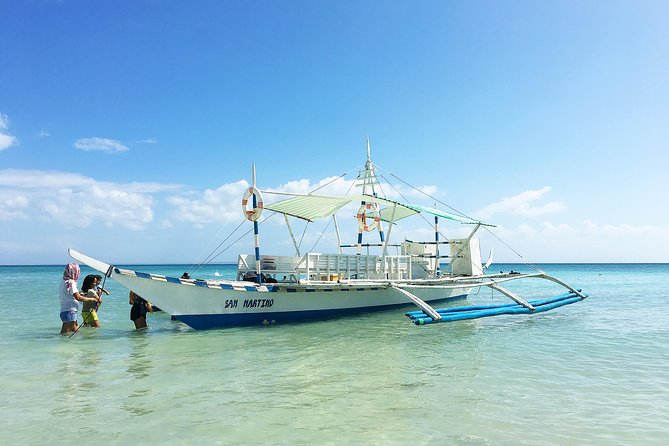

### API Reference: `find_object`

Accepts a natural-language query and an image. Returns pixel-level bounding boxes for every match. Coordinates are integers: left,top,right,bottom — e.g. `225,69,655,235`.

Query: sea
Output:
1,262,668,445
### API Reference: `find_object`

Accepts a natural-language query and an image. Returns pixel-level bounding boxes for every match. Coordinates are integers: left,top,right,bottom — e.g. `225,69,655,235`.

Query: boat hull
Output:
69,249,474,329
109,267,471,329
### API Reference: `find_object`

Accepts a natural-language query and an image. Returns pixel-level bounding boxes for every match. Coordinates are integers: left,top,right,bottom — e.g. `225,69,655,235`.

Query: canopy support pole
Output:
284,214,301,257
333,215,342,254
380,203,398,277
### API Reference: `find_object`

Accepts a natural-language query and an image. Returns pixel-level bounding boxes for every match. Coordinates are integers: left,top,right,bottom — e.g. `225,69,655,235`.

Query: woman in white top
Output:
59,263,100,334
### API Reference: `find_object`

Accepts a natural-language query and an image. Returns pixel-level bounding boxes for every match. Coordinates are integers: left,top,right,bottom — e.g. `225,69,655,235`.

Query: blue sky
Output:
1,0,668,265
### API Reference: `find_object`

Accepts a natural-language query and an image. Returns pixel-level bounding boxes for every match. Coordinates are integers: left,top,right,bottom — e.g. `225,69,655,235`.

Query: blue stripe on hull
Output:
174,294,468,330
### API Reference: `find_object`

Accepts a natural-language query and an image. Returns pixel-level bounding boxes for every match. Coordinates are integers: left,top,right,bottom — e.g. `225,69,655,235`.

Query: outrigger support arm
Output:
392,285,442,321
479,273,588,310
486,283,535,311
537,274,588,300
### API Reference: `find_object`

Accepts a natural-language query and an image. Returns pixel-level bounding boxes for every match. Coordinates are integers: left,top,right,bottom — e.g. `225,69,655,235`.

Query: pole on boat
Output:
356,217,363,255
357,136,383,255
333,214,342,254
434,214,440,277
251,162,262,284
284,214,301,257
380,203,398,276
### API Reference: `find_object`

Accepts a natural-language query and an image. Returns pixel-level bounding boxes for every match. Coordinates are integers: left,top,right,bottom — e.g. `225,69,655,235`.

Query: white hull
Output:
70,249,474,329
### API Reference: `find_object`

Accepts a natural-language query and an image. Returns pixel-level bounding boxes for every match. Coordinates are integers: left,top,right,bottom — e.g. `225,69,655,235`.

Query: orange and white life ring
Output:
241,186,264,221
356,203,380,231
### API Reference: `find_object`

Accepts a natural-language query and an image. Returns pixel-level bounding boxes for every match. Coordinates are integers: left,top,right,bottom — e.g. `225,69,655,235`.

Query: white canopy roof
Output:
264,193,494,226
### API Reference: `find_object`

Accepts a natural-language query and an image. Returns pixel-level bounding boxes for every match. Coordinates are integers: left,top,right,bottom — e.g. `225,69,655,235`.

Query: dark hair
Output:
93,274,103,283
82,275,96,292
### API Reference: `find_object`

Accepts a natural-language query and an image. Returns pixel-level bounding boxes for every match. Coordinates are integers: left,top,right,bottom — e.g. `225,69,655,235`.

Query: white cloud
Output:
168,180,250,224
0,195,30,221
0,169,181,230
74,137,128,153
0,113,19,151
475,186,565,219
137,137,156,144
496,220,668,240
124,181,182,194
0,169,94,189
539,221,580,237
581,220,664,238
39,185,153,230
0,114,9,130
268,174,439,205
474,219,669,263
159,219,174,229
37,130,50,138
271,176,356,195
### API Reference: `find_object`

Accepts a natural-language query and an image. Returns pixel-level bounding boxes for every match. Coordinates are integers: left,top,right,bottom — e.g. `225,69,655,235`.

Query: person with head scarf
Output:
59,263,100,334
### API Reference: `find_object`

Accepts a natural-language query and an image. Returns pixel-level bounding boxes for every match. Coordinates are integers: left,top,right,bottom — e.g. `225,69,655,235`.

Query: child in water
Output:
80,274,107,328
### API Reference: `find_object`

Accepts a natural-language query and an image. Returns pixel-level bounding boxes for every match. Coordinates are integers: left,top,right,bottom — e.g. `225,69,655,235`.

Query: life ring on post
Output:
356,203,380,231
241,186,264,221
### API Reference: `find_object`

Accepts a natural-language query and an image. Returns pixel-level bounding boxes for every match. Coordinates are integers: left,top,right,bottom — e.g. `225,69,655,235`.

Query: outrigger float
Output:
69,141,588,330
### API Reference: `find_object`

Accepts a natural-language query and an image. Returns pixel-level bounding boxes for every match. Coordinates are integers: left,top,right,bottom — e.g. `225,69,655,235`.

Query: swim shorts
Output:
60,310,77,322
81,310,99,323
130,303,147,321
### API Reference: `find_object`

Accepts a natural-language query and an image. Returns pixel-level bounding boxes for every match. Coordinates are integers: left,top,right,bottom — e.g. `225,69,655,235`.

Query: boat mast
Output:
356,137,384,254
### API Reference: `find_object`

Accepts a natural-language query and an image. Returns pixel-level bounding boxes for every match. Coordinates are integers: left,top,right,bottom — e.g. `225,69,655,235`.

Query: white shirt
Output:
59,280,80,313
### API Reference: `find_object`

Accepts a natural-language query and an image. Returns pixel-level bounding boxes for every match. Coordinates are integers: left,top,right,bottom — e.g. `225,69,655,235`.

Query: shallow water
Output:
1,263,668,445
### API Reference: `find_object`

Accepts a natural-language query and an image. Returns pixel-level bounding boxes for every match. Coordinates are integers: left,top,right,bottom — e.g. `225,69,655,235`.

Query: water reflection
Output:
51,348,102,419
122,332,154,416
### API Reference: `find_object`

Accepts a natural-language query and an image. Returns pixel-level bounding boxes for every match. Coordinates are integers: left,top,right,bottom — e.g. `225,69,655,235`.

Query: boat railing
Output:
236,254,302,282
237,253,412,282
301,253,411,281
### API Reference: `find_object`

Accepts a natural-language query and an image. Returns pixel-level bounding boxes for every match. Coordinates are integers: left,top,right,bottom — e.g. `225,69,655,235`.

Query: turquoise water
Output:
1,263,668,445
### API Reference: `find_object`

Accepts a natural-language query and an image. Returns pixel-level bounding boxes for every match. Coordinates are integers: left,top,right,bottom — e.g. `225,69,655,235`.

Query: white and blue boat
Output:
70,142,588,330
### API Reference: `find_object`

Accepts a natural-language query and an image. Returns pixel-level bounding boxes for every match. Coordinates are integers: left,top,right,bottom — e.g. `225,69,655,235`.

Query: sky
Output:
1,0,668,265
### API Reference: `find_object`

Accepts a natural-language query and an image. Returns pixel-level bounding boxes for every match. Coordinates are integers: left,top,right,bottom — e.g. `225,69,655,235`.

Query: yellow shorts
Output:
81,310,99,323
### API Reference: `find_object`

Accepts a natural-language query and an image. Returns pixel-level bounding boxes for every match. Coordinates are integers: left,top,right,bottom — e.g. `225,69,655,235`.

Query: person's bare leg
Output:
134,316,147,329
60,321,78,334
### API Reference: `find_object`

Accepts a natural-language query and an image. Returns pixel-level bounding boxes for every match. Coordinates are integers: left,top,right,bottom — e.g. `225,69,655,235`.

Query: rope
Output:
190,218,248,273
307,164,362,194
374,163,543,273
201,212,277,265
187,219,242,274
308,218,334,253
